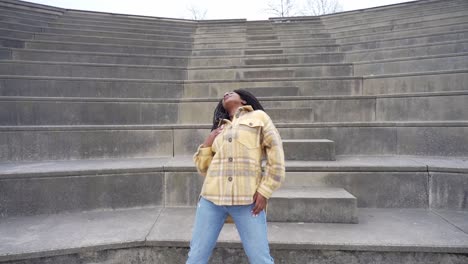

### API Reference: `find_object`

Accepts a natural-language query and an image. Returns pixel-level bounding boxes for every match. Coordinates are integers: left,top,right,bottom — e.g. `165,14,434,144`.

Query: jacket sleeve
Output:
193,144,214,176
257,113,285,199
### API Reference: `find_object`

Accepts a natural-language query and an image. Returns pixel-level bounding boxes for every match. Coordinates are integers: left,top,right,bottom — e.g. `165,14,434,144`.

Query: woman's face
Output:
222,91,245,108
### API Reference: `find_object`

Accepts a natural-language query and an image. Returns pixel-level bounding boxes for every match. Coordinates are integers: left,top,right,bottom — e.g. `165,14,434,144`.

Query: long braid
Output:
210,89,265,131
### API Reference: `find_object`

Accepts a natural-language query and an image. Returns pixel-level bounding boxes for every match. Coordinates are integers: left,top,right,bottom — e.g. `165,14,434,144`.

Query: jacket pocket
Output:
237,118,263,149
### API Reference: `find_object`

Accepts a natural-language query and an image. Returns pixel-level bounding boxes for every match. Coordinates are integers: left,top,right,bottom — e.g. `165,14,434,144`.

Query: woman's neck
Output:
226,103,244,120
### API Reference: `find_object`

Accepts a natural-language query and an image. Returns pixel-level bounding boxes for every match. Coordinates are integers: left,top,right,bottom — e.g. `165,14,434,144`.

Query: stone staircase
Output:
0,0,468,263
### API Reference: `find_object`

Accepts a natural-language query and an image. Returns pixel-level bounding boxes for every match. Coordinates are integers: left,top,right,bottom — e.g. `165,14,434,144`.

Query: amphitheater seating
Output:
0,0,467,262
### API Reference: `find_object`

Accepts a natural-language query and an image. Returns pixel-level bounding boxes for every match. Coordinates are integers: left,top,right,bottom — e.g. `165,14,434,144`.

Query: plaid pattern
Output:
194,105,285,206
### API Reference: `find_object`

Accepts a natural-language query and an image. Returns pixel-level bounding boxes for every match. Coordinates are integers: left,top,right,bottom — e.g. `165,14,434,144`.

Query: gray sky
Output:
26,0,414,20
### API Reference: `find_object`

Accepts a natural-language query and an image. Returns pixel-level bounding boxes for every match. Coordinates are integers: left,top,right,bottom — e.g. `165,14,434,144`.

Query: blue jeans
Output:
186,197,274,264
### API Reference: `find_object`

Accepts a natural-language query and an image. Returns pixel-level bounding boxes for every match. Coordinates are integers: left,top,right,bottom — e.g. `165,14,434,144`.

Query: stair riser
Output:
0,8,60,22
41,27,193,42
0,28,34,39
355,55,468,75
345,42,468,62
0,78,184,98
192,47,338,56
183,79,362,98
363,72,468,95
268,198,357,223
0,15,51,27
0,21,43,32
0,63,186,79
25,42,191,56
188,65,353,80
0,172,166,217
283,171,429,208
340,32,468,52
189,54,345,67
0,129,174,161
193,39,336,49
1,126,468,162
283,141,335,161
46,23,194,37
337,25,468,44
57,19,196,33
33,34,193,49
9,49,189,66
323,3,468,25
328,11,468,34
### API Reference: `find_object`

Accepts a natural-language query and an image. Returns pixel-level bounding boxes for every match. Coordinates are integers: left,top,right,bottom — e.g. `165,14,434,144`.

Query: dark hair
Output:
211,89,264,131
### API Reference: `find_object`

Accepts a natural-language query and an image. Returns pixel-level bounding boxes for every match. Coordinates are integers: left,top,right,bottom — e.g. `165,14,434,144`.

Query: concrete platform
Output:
0,207,467,263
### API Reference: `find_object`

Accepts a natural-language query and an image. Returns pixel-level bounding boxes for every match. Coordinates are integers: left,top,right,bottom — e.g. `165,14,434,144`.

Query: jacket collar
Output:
219,105,254,125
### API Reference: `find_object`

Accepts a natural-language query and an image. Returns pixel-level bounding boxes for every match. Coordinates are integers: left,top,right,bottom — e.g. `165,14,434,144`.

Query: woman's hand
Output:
202,125,224,147
252,191,267,216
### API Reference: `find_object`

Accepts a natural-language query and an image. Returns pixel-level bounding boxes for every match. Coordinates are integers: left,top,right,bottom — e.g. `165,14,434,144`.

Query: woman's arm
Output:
257,113,286,199
193,126,224,176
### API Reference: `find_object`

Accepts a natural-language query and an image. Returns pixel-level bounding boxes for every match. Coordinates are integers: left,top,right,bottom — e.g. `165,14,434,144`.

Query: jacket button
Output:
228,177,233,182
228,138,232,142
249,122,253,126
235,114,240,118
228,157,233,162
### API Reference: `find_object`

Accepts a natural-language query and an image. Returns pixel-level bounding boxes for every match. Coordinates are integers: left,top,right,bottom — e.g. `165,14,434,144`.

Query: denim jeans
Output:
186,197,274,264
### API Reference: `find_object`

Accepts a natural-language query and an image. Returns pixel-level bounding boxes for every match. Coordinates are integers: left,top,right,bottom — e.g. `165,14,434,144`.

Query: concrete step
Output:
188,53,345,67
0,98,312,125
0,20,43,33
56,17,196,33
41,26,193,43
0,0,64,13
339,24,468,43
0,28,34,40
345,40,468,62
0,13,52,27
336,22,468,44
0,6,60,22
192,46,339,56
187,64,353,80
340,30,468,52
327,10,468,33
283,139,335,161
183,70,468,97
1,206,467,263
4,48,189,66
1,155,466,216
45,21,195,37
32,33,192,49
268,187,358,223
1,121,467,161
354,53,468,75
4,92,466,126
0,61,186,79
322,1,468,26
267,108,314,123
0,0,63,16
62,10,196,28
24,40,192,56
193,38,337,49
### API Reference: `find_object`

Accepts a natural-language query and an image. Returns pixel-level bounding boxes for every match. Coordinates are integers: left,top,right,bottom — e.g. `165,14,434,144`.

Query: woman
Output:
187,89,285,264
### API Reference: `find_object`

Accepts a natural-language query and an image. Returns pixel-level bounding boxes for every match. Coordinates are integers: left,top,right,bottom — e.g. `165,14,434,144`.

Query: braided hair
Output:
211,89,265,131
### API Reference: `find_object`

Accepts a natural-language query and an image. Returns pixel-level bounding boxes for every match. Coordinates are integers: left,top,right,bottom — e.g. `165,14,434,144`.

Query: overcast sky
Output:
26,0,414,20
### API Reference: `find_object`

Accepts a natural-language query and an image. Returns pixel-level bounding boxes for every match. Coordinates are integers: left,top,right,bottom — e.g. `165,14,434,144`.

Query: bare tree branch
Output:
267,0,297,17
187,5,207,20
301,0,343,16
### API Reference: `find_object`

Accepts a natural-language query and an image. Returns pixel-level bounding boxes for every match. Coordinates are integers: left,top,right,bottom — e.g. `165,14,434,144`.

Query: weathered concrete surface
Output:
3,207,467,262
268,187,358,223
282,139,335,161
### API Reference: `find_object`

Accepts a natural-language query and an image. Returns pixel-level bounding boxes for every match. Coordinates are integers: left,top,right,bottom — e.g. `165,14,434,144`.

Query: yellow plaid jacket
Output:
193,105,285,205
